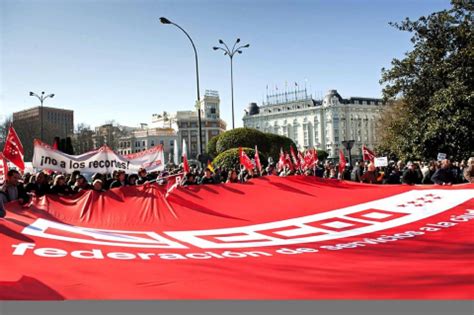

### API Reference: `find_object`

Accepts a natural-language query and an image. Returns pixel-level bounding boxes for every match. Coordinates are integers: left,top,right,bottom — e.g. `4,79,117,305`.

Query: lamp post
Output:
29,91,55,142
341,140,355,167
213,39,249,129
159,17,203,156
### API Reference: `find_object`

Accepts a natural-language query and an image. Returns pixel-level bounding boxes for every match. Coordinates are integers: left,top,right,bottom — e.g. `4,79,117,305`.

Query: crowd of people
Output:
1,156,473,217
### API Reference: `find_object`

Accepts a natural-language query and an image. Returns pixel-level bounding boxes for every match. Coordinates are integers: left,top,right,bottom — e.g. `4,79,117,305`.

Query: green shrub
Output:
316,149,329,161
264,133,297,162
216,128,268,154
212,147,267,171
206,133,222,159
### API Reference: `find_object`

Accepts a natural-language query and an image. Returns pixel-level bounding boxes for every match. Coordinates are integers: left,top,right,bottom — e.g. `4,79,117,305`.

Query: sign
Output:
32,140,164,174
0,176,473,300
437,152,447,161
374,156,388,167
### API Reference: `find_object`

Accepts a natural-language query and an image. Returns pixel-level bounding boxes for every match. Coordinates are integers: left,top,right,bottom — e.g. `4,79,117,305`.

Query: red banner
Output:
0,176,473,300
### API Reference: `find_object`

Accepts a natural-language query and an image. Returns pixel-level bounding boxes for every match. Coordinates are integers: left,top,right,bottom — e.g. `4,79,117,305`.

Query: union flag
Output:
2,125,24,171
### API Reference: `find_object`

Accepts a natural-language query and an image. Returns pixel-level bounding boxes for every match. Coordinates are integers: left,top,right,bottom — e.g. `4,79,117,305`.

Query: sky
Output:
0,0,452,129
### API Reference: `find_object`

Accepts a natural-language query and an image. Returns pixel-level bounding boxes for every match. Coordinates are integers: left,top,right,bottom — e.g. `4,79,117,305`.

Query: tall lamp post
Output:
159,17,203,156
341,140,355,167
213,39,249,129
29,91,55,142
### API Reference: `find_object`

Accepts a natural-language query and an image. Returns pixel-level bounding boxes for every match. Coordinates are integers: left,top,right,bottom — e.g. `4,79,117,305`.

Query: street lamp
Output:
213,38,250,129
29,91,55,142
341,140,355,167
159,16,203,156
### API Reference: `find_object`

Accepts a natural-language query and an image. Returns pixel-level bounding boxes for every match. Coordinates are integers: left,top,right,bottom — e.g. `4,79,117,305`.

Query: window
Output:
170,140,174,146
151,140,155,146
160,140,164,145
142,141,146,146
210,108,216,114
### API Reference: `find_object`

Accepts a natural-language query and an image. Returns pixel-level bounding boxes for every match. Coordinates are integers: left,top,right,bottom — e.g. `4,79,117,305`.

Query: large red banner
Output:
0,176,473,300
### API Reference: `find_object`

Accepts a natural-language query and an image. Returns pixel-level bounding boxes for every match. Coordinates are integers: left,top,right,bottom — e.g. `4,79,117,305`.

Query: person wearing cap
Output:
199,168,215,184
109,170,127,189
402,161,422,185
92,179,105,192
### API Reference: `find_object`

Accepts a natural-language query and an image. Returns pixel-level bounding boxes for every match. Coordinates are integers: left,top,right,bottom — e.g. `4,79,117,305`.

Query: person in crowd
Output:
431,159,455,185
50,175,73,196
109,170,127,189
199,168,216,184
422,161,437,184
25,172,51,197
402,161,422,185
463,157,474,183
137,168,149,185
226,170,239,183
351,161,365,182
67,170,81,187
127,174,139,186
73,175,91,193
361,162,378,184
181,173,197,186
92,179,105,192
0,170,29,217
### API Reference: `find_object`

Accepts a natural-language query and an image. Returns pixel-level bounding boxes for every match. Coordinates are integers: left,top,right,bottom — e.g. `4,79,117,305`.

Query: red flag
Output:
254,145,262,174
0,152,9,184
277,148,285,172
297,151,305,170
239,147,254,171
303,149,317,169
362,145,376,162
182,140,190,173
290,146,300,170
339,149,347,175
3,125,25,171
52,138,59,150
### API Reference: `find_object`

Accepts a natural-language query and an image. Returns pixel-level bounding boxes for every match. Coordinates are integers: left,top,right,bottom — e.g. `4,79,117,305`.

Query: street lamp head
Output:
29,91,34,96
159,17,172,24
237,50,242,54
236,38,240,43
212,47,219,50
41,91,45,94
243,44,250,48
218,39,224,44
50,94,55,98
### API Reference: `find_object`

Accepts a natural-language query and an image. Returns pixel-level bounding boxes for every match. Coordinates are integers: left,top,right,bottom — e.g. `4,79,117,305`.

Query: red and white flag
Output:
0,152,8,184
290,146,300,170
3,125,25,171
182,140,190,173
339,149,347,175
277,148,285,171
362,145,376,162
254,145,262,174
239,147,254,172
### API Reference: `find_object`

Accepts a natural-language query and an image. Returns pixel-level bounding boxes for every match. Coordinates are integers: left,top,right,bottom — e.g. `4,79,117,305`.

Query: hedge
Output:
215,128,269,155
206,133,222,159
212,147,267,171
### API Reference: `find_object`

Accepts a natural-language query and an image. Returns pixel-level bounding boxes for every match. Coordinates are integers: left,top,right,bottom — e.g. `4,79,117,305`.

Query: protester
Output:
431,159,455,185
92,179,105,192
73,175,91,193
0,170,29,217
50,175,73,196
109,170,127,189
463,157,474,183
226,170,239,183
199,168,215,184
402,162,422,185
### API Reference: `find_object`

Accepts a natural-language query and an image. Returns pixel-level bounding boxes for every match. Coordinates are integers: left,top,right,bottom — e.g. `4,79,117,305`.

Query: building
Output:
12,106,74,161
242,89,386,159
118,127,178,162
151,90,227,159
91,123,136,150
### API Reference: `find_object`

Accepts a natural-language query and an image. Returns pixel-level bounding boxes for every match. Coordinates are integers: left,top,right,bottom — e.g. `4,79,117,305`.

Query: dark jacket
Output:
402,169,422,185
431,168,455,185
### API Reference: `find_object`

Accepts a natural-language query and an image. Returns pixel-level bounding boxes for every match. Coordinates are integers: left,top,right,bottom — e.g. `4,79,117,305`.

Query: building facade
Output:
242,89,385,159
118,127,178,162
12,106,74,160
151,90,227,159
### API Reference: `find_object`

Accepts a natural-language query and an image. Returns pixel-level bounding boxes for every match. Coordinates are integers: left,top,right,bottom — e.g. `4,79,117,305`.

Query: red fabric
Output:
277,148,285,171
0,153,8,184
3,125,25,171
254,146,262,174
303,149,317,169
339,149,347,174
0,176,473,300
239,147,253,171
52,139,59,150
362,145,376,162
290,146,300,170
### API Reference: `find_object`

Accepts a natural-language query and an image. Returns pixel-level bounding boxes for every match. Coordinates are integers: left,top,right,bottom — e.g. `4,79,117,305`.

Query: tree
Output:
0,115,12,151
379,0,473,161
73,123,94,154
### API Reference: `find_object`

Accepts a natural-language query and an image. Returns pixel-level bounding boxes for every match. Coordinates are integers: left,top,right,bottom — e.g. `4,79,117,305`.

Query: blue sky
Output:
1,0,451,129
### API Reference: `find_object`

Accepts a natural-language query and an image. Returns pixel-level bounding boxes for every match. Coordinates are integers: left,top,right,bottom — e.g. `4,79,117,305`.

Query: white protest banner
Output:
374,156,388,167
437,153,447,161
32,140,164,174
